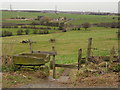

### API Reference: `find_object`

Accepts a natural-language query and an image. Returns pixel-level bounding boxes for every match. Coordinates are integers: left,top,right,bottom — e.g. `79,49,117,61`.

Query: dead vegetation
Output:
75,72,119,88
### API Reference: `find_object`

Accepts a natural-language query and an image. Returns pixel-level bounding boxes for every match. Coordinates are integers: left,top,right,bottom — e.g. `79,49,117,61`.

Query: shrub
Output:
2,31,13,37
58,22,64,30
24,29,29,35
44,30,49,34
110,22,118,28
113,64,120,72
21,17,26,19
33,30,38,34
47,27,51,30
32,29,49,34
82,22,91,30
62,29,67,32
17,30,24,35
78,28,80,30
2,31,6,37
13,26,18,28
96,22,119,28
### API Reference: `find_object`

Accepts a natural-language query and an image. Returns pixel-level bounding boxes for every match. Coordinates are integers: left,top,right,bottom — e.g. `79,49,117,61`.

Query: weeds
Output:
113,64,120,72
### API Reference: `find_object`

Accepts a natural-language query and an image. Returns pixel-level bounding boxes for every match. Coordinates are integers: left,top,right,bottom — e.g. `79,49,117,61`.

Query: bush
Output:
82,22,91,30
96,22,119,28
78,27,81,30
58,22,64,30
113,64,120,72
38,30,43,34
62,29,67,32
13,26,18,28
2,31,13,37
38,30,49,34
24,29,29,35
44,30,49,34
110,22,118,28
17,30,24,35
33,30,49,34
33,30,38,34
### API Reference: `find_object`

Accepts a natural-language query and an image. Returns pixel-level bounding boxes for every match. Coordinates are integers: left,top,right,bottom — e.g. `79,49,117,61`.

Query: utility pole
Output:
10,4,12,11
55,5,58,15
9,0,12,11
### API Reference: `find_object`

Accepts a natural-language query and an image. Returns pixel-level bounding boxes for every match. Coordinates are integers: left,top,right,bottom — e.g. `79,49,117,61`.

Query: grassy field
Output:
1,10,118,69
1,10,119,88
2,27,118,64
1,11,118,25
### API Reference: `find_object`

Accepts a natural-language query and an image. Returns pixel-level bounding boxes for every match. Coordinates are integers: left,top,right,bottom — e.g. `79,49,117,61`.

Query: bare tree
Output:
82,23,91,30
24,29,29,35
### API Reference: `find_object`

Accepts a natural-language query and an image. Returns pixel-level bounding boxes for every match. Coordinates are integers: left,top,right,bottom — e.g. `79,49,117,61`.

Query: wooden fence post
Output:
28,39,33,53
87,38,92,63
78,48,82,70
110,46,115,63
52,46,56,79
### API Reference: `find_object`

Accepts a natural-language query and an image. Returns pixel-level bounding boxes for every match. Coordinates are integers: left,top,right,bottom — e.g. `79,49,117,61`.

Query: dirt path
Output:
16,68,72,88
14,69,119,88
18,77,70,88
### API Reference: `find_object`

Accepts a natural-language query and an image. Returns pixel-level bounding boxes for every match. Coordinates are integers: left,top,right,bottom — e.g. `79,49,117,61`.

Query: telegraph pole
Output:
55,5,58,15
9,0,12,11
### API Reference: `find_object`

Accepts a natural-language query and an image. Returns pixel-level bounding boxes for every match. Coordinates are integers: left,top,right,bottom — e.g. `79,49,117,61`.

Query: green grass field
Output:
1,11,119,88
2,27,118,64
1,11,119,64
1,11,118,25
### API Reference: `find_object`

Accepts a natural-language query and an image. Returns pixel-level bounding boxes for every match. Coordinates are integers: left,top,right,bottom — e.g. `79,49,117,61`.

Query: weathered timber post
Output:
28,39,33,53
117,31,120,57
110,46,115,63
78,48,82,70
52,46,56,79
87,38,92,63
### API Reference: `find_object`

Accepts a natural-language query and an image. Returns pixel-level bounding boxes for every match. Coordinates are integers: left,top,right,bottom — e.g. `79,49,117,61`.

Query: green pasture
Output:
1,11,118,25
2,27,118,64
1,11,118,64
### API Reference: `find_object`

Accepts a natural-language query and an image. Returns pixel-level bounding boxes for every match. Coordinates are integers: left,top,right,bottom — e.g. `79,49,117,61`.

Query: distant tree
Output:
33,30,38,34
24,29,29,35
78,25,81,30
40,16,52,25
82,23,91,30
14,26,18,28
2,31,6,37
112,17,115,19
110,22,117,28
58,22,65,30
62,29,67,32
44,30,49,34
64,17,67,20
2,31,13,37
17,30,23,35
78,27,81,30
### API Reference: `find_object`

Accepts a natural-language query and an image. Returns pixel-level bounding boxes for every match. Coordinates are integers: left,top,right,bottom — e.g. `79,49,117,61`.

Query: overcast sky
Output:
0,0,119,13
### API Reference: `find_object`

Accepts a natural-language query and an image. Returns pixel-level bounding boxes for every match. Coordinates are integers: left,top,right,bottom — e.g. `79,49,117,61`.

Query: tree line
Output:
1,29,49,37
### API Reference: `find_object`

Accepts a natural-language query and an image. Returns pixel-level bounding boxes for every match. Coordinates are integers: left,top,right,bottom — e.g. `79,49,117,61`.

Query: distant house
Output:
58,17,65,21
37,16,44,20
53,17,67,21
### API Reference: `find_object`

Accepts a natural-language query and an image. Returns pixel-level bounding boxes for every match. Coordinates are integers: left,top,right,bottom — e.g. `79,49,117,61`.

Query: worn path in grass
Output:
15,69,119,88
17,68,71,88
18,78,69,88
